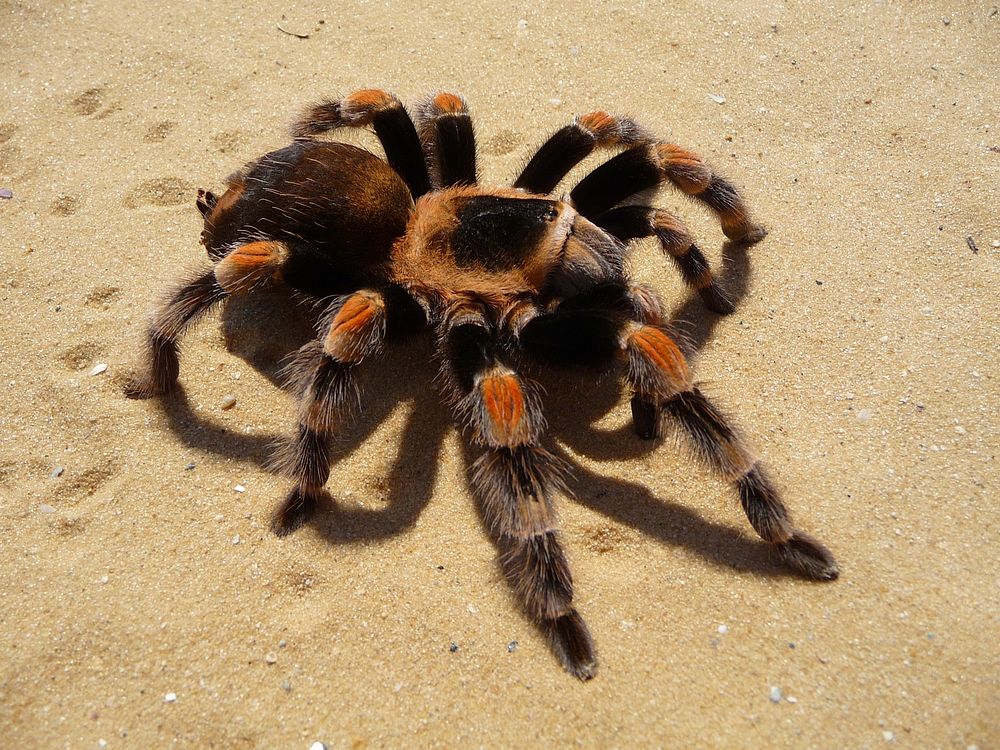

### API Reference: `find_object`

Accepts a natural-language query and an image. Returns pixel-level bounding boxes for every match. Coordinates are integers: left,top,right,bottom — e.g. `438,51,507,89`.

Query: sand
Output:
1,1,997,747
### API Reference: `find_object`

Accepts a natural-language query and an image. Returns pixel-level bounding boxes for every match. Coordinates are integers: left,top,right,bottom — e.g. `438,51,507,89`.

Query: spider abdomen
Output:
201,141,413,296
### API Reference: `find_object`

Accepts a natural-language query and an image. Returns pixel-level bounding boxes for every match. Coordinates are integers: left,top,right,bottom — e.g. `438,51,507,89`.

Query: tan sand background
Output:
1,1,997,747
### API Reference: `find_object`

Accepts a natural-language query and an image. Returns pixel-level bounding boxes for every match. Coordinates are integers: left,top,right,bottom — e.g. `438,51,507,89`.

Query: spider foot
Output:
726,222,768,245
630,395,661,440
777,532,839,581
123,339,180,399
698,282,736,315
546,610,598,681
271,487,319,536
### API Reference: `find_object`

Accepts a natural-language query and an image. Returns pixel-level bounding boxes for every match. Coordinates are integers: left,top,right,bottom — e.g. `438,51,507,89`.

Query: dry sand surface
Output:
1,1,997,747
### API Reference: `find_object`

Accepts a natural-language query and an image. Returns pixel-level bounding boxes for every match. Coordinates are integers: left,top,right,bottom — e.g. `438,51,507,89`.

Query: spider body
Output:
127,90,838,680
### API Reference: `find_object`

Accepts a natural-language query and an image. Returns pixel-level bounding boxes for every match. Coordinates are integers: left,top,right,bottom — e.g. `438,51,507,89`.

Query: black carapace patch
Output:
451,196,558,271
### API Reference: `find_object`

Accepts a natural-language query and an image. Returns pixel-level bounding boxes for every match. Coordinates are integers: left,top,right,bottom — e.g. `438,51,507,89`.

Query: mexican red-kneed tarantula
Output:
126,90,838,679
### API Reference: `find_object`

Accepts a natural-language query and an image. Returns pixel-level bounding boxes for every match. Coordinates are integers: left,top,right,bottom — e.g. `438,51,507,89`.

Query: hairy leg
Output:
290,89,431,198
415,91,477,188
440,299,597,679
270,289,389,535
597,204,734,314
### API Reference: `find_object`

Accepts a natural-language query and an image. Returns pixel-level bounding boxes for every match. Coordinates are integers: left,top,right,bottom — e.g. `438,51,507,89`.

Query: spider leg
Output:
270,289,389,535
290,89,431,198
439,299,597,680
125,240,291,398
514,111,653,195
519,303,839,581
570,143,765,243
415,91,477,188
596,205,734,314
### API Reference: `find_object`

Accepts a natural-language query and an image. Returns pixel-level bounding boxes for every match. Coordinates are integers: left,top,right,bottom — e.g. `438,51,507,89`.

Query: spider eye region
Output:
450,196,560,271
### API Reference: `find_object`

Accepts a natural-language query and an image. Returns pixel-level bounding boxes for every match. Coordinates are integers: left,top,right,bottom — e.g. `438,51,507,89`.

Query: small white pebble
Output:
991,240,1000,248
51,466,64,478
769,686,782,703
98,740,107,748
517,18,527,30
569,45,580,56
310,743,328,750
467,603,478,614
214,513,224,522
858,409,873,421
39,504,57,514
548,98,562,107
231,534,241,545
89,362,108,376
265,651,278,664
883,730,894,741
220,394,237,410
786,695,798,704
717,624,729,634
709,92,727,104
164,692,177,703
100,575,109,584
234,484,246,493
955,426,966,435
879,335,889,343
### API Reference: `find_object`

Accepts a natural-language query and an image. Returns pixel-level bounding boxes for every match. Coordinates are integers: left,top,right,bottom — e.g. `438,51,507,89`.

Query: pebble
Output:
220,394,237,410
991,241,1000,248
709,92,727,104
507,640,518,652
51,466,64,478
769,686,782,703
857,409,873,421
234,484,246,493
164,692,177,703
39,504,56,514
278,639,287,648
955,426,966,435
449,643,459,652
89,362,108,376
309,743,327,750
265,651,278,664
0,188,12,199
231,534,241,545
281,680,292,692
883,730,894,741
185,462,196,471
787,695,798,704
548,98,562,107
717,624,729,634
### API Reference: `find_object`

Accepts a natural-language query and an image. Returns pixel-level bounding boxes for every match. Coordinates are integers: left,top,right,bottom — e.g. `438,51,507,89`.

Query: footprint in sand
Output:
51,195,81,216
59,341,105,371
125,177,194,208
143,121,177,143
70,86,120,120
84,285,121,307
71,87,105,116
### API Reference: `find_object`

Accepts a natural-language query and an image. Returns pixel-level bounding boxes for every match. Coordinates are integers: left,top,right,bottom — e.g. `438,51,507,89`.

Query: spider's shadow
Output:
153,240,793,574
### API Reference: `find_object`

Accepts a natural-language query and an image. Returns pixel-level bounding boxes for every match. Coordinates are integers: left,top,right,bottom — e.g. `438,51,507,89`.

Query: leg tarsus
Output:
777,532,839,581
698,282,735,315
545,609,598,681
271,486,320,536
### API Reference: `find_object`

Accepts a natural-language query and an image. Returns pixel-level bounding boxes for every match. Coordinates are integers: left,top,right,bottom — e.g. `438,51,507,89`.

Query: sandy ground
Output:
1,1,997,747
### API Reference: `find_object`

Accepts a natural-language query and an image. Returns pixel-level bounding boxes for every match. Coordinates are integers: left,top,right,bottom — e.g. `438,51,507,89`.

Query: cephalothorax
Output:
127,90,838,679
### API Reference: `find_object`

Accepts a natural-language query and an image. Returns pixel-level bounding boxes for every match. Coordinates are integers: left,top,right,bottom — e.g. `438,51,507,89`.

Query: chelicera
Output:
126,90,838,679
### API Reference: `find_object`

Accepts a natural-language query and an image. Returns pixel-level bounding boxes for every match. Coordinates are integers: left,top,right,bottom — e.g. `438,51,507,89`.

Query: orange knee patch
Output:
577,111,619,144
629,326,691,387
432,92,467,114
214,241,286,294
342,89,398,123
656,144,711,193
324,292,385,363
480,372,528,446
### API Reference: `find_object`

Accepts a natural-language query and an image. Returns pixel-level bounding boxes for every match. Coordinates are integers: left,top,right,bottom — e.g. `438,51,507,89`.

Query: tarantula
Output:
125,90,838,679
